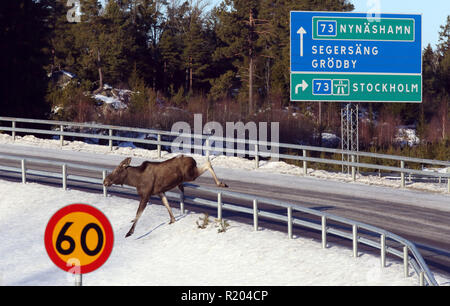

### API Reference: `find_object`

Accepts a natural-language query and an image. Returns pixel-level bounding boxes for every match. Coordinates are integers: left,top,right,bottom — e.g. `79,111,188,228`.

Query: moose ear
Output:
120,157,132,168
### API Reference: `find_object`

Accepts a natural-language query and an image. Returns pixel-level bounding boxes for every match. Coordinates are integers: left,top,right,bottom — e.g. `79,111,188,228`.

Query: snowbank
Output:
2,180,448,286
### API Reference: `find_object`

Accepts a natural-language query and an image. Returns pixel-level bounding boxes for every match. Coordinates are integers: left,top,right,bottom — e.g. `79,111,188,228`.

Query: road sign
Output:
290,11,422,102
44,204,114,275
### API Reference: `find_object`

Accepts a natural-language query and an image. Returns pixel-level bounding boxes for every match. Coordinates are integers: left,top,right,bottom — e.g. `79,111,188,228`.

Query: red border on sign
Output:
44,204,114,274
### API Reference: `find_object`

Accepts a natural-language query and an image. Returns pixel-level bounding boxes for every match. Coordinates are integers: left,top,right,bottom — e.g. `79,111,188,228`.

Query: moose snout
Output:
103,178,112,187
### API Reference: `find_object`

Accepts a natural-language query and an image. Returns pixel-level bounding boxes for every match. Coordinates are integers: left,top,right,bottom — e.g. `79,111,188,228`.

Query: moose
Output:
103,155,228,237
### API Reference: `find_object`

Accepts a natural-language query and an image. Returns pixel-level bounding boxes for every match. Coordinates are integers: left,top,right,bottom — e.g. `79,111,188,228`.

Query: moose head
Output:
103,157,131,187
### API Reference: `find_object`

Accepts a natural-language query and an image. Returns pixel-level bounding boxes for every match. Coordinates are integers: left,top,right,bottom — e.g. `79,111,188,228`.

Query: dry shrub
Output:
374,109,401,148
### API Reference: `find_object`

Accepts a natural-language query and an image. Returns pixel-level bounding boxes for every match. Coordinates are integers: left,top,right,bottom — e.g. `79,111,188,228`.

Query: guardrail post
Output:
12,120,16,141
102,170,107,197
351,155,356,181
157,134,161,158
254,143,259,169
62,164,67,190
75,274,82,287
352,224,358,258
321,216,327,249
109,129,113,151
381,234,386,268
419,272,425,286
217,192,222,221
287,207,293,239
180,189,185,215
400,160,405,188
21,159,26,184
253,199,258,231
303,150,307,175
447,177,450,193
206,138,210,161
60,125,64,147
403,246,409,278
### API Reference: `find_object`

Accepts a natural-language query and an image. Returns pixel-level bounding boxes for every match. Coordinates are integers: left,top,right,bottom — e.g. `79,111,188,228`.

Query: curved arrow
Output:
295,80,309,94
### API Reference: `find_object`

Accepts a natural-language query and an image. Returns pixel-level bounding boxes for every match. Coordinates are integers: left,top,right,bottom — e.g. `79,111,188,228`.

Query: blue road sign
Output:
290,11,422,102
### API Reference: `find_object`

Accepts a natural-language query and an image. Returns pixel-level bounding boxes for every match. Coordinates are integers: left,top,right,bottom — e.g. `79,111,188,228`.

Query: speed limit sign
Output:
44,204,114,275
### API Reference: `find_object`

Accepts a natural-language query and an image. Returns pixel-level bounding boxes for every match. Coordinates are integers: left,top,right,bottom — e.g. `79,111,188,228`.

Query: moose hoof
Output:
169,219,176,225
219,182,228,188
125,230,134,238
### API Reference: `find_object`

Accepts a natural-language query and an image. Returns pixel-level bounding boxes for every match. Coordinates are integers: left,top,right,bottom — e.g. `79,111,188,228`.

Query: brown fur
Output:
103,155,227,237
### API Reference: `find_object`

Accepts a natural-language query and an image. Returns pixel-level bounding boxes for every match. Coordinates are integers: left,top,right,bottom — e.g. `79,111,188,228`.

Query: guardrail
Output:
0,153,439,286
1,117,449,192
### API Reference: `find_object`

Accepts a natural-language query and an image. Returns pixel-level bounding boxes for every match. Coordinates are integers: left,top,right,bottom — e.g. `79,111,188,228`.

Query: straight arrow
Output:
297,27,307,57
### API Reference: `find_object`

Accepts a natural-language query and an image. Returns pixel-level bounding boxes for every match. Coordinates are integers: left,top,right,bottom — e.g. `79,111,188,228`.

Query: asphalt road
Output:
0,147,449,278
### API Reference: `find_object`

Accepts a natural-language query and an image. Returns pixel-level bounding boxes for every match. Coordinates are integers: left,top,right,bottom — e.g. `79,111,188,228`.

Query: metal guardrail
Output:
0,116,449,193
0,153,439,286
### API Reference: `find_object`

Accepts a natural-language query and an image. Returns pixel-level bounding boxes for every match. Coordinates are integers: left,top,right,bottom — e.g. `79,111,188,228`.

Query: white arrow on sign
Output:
295,80,308,94
297,27,307,57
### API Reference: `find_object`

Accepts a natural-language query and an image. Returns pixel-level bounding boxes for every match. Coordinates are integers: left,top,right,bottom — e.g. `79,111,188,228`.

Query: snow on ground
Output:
1,180,448,286
395,127,421,147
93,94,127,110
0,133,448,194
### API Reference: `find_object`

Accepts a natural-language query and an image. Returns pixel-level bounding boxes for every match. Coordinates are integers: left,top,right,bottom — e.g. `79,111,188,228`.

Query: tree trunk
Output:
189,56,193,92
249,56,253,114
94,49,103,94
248,9,255,115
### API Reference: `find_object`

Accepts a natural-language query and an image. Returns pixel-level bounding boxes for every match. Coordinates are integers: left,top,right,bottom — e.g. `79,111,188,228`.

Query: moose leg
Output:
159,193,176,224
126,195,150,237
197,160,228,188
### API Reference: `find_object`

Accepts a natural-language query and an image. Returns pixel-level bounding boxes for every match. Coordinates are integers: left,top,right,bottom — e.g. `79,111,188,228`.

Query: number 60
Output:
56,222,104,257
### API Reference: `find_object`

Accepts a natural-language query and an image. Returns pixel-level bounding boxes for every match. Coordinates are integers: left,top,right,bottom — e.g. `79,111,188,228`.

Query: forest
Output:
0,0,449,159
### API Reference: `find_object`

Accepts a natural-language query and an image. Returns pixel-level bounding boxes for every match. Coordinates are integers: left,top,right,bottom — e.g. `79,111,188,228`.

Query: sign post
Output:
44,204,114,286
290,11,422,103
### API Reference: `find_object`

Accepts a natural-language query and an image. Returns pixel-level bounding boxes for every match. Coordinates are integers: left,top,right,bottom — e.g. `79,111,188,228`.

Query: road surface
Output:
0,143,449,277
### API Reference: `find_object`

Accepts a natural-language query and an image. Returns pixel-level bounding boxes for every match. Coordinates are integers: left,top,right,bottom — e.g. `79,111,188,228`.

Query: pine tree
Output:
212,0,354,113
67,1,139,90
159,1,186,95
182,1,214,94
437,16,450,96
213,0,260,115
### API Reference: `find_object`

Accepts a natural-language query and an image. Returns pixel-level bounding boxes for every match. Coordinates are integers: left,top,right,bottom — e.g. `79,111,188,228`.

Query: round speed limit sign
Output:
44,204,114,274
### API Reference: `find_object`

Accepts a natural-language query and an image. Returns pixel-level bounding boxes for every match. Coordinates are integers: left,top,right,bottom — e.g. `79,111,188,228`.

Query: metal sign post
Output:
341,103,359,174
75,273,82,286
